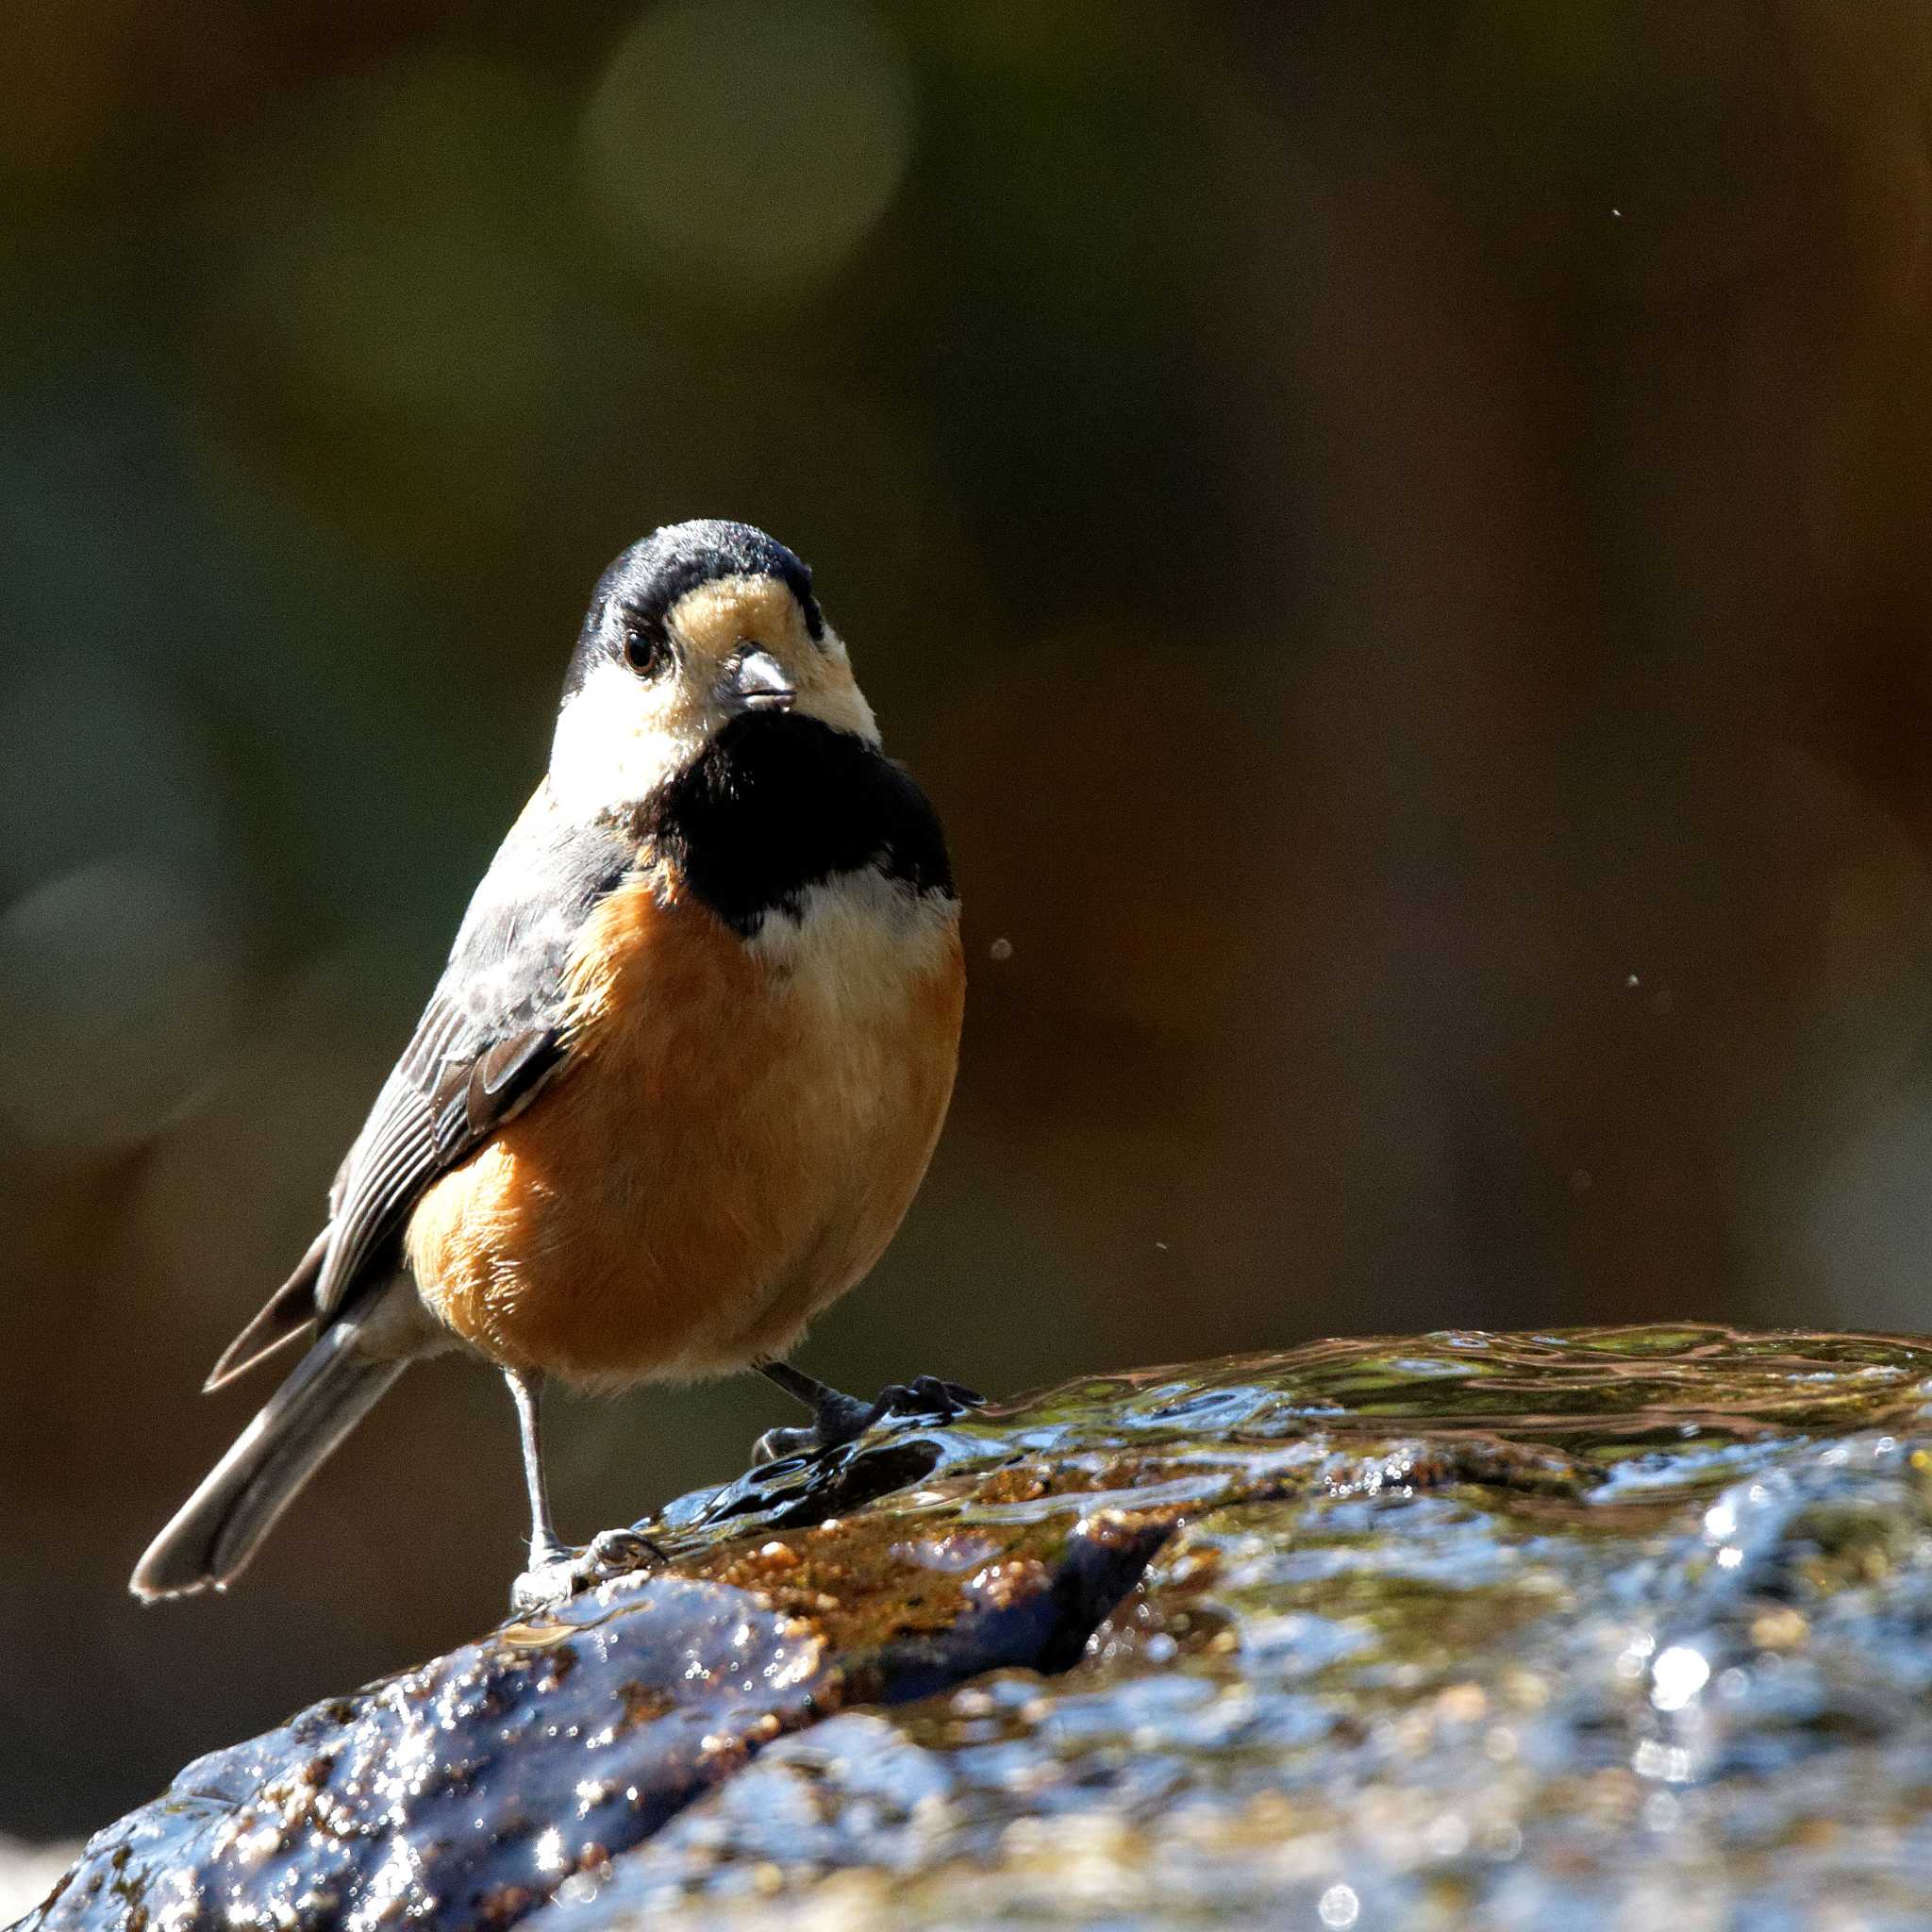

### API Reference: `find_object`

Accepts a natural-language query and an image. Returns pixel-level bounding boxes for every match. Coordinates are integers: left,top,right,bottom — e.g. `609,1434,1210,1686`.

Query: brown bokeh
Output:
3,0,1931,1840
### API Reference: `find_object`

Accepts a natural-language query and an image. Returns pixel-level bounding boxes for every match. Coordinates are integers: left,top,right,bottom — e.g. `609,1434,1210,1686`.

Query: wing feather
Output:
213,793,640,1366
203,1225,329,1390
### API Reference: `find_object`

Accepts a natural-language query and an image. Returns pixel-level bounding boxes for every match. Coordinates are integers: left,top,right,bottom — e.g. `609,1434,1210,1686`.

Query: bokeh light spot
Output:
1649,1644,1710,1714
234,218,568,434
206,62,573,439
581,0,915,292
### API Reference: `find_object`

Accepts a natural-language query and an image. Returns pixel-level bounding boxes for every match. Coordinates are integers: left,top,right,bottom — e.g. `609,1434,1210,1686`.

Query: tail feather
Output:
132,1322,407,1601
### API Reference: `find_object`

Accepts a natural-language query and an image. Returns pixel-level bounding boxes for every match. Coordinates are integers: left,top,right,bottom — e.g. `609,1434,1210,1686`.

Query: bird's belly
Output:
403,872,963,1390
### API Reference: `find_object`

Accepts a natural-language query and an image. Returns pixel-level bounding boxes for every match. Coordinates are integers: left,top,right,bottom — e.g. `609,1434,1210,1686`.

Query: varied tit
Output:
132,521,973,1612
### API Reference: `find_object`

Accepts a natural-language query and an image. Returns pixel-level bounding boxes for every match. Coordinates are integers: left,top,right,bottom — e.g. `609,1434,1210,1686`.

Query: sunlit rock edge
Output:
23,1324,1932,1931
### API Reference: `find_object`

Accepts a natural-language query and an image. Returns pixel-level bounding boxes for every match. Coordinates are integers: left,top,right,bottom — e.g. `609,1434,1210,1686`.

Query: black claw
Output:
585,1526,665,1567
903,1375,984,1414
751,1424,818,1467
871,1376,984,1424
751,1371,985,1466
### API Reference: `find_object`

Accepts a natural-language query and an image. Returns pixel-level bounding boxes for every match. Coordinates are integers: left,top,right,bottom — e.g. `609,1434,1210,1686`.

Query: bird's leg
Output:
751,1357,984,1465
506,1366,570,1574
756,1359,875,1444
505,1367,661,1614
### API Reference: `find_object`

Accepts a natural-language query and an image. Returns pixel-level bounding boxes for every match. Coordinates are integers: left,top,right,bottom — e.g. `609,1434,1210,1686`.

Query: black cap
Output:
564,521,824,699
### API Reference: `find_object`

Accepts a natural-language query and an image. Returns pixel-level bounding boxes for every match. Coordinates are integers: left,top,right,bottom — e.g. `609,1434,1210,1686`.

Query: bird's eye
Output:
622,626,663,676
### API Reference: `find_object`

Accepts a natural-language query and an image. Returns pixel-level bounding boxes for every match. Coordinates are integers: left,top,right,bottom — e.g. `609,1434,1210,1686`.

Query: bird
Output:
132,521,972,1612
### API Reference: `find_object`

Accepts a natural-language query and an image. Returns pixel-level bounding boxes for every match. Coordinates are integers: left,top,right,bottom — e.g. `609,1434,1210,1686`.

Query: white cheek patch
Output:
548,658,710,818
546,620,885,822
794,625,878,746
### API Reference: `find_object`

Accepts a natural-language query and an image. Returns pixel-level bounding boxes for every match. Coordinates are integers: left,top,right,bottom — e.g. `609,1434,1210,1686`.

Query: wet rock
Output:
25,1326,1932,1929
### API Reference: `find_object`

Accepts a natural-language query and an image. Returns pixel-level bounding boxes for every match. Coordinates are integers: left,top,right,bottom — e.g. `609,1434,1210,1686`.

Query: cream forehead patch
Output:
664,573,878,747
669,576,809,661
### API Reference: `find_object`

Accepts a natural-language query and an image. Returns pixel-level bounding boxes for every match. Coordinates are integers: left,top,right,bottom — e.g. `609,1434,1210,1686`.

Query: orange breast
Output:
402,871,963,1391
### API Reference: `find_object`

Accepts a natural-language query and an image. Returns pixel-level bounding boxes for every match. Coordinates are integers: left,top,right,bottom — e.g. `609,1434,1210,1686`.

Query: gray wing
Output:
312,803,641,1315
208,800,639,1383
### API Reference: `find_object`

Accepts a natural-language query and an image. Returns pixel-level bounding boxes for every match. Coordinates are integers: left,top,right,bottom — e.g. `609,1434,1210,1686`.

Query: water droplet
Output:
1318,1883,1359,1928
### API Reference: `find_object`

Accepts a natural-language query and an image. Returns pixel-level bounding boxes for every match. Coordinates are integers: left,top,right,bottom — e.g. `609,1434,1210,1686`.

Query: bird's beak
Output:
722,645,796,714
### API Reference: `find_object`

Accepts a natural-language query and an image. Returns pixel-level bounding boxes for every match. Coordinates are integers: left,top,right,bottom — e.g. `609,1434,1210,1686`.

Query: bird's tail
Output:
130,1321,408,1601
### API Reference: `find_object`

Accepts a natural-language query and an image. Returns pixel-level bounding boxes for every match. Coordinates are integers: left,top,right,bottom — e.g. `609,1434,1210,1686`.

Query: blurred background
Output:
3,0,1931,1857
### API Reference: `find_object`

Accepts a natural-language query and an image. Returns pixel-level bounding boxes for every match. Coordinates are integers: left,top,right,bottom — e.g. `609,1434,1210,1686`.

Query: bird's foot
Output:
752,1374,984,1466
508,1525,663,1615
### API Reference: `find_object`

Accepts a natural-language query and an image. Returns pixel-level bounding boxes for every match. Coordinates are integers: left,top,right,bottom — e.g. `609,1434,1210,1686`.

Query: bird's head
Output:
549,521,876,819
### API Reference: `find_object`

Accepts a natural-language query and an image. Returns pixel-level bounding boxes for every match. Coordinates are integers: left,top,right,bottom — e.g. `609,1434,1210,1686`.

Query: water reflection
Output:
537,1324,1932,1927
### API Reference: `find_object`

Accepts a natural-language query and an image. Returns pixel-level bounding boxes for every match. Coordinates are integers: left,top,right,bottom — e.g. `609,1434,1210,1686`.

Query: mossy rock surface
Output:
25,1325,1932,1929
